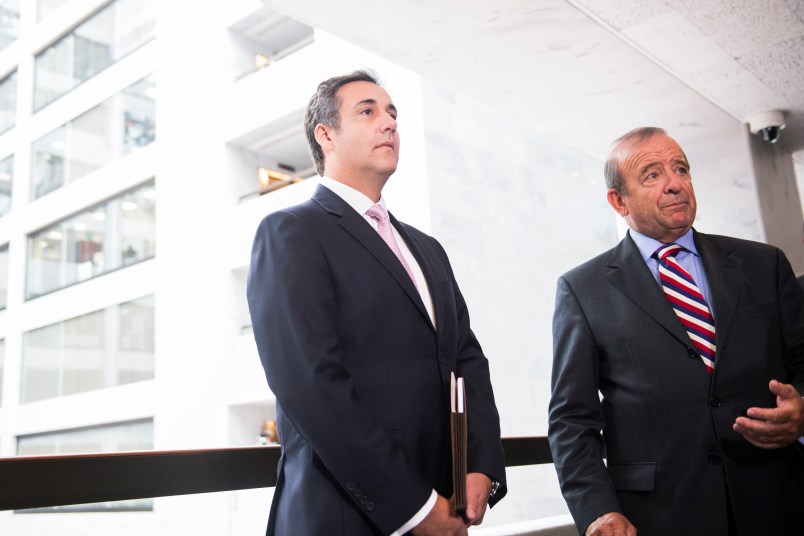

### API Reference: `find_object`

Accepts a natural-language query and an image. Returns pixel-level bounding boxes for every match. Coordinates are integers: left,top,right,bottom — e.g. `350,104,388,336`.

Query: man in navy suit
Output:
247,70,506,536
549,127,804,536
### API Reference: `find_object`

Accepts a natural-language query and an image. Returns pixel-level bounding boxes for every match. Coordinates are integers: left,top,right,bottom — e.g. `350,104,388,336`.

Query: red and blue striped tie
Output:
655,243,716,374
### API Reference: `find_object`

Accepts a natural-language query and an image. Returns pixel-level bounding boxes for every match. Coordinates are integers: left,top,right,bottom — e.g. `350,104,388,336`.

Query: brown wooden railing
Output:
0,436,550,511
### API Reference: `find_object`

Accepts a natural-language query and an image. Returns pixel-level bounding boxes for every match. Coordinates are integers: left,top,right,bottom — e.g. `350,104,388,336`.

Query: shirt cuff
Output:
390,490,437,536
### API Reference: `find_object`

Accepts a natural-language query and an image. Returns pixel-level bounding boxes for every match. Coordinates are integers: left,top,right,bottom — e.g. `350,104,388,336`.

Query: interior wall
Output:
421,79,616,524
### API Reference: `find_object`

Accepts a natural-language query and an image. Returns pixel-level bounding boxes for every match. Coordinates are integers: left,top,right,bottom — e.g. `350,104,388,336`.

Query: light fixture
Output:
255,53,274,69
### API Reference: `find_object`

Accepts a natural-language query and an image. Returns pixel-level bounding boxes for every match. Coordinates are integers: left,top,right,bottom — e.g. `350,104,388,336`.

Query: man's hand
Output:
464,472,492,526
585,512,637,536
733,379,804,449
411,495,467,536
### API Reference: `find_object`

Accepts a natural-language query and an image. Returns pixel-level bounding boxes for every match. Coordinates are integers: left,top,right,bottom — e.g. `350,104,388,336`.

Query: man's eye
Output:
361,109,373,115
677,167,688,175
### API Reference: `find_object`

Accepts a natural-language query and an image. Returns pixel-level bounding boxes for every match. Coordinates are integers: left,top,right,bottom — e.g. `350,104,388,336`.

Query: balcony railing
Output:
0,436,551,511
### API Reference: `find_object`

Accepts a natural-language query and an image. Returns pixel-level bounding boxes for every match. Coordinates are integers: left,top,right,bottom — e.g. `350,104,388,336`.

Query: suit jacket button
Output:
686,347,697,358
708,453,722,464
354,489,362,497
710,396,721,408
346,482,356,491
366,501,375,511
359,496,367,504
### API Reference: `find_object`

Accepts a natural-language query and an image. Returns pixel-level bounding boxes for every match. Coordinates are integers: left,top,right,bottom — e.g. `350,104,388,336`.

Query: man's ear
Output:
314,123,334,153
606,188,629,217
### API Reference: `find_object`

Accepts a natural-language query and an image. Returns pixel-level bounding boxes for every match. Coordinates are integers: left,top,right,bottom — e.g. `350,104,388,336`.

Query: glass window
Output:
0,0,20,50
21,295,154,402
118,295,155,383
0,70,17,135
33,0,155,110
119,183,156,267
0,154,12,216
26,180,155,299
0,243,7,309
32,74,155,199
17,419,153,512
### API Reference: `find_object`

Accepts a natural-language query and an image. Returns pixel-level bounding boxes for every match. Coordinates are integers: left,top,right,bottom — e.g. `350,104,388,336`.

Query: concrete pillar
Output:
744,126,804,275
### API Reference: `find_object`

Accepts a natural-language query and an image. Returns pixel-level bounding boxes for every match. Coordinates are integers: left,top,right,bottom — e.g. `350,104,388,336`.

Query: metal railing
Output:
0,436,551,511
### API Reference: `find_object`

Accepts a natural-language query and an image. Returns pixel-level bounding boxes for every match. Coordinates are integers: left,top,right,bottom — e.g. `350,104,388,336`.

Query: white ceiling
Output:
261,0,804,164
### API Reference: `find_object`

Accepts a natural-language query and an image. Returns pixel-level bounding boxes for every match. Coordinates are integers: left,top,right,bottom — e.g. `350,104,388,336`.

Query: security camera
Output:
748,110,786,144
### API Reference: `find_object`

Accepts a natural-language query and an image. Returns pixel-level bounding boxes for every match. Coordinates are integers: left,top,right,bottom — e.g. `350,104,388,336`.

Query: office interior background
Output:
0,0,801,534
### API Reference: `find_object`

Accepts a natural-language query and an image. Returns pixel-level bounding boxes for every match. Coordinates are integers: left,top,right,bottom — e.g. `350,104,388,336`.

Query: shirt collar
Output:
629,227,698,262
320,176,387,216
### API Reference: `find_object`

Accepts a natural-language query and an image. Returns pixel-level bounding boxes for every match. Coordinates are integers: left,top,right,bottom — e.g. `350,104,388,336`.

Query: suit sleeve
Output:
433,239,508,506
548,276,622,534
776,248,804,394
246,211,432,534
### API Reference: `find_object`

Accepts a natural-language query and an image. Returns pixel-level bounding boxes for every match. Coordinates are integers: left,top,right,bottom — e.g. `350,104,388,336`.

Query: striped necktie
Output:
654,243,716,373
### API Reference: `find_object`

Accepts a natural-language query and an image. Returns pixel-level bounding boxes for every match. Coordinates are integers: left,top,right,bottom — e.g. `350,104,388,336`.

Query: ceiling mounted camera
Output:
748,110,786,144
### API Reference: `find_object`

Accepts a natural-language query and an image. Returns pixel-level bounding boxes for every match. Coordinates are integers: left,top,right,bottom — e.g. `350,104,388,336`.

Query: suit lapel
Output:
606,233,692,345
312,185,431,326
391,214,440,332
694,231,741,354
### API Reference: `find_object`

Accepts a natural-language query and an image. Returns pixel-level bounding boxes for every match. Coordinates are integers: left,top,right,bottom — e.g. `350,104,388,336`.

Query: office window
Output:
36,0,67,21
0,244,7,309
0,70,16,135
31,75,156,199
21,295,154,402
26,181,155,299
0,154,12,216
117,295,155,383
17,419,153,512
33,0,155,110
0,0,19,50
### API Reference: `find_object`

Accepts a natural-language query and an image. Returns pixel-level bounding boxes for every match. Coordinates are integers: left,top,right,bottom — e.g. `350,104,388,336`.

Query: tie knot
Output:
366,204,389,223
654,243,684,261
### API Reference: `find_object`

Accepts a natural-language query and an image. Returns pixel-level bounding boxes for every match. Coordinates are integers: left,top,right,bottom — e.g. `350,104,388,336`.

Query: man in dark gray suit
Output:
548,127,804,536
247,70,506,536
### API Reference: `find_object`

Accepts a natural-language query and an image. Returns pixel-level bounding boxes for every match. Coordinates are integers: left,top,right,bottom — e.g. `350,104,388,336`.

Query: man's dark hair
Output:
604,126,668,194
304,70,381,176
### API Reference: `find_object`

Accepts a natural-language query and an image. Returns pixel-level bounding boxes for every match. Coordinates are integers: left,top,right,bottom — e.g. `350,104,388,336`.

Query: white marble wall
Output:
420,80,617,526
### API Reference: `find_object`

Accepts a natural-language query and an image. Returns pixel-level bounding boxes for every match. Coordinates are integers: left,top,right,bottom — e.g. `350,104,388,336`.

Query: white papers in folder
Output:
450,372,465,413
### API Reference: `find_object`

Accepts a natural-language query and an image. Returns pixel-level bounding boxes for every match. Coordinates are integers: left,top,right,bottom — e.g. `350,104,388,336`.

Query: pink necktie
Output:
365,204,418,290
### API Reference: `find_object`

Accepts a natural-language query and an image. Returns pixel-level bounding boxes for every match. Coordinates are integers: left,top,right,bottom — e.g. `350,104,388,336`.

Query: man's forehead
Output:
337,80,392,105
621,135,685,165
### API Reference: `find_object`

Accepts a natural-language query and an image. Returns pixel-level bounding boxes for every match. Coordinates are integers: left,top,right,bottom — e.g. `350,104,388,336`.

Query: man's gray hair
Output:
304,70,381,176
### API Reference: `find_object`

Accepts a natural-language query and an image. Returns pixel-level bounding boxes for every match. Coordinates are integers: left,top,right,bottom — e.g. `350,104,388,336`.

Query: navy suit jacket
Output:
549,230,804,536
247,185,506,535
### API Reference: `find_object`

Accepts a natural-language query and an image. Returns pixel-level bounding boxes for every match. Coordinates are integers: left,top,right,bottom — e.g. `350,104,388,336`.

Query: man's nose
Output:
664,170,682,193
381,113,397,132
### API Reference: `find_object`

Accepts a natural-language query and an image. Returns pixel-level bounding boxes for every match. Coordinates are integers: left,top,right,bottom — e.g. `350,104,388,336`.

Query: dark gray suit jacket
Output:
549,230,804,536
247,185,506,535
